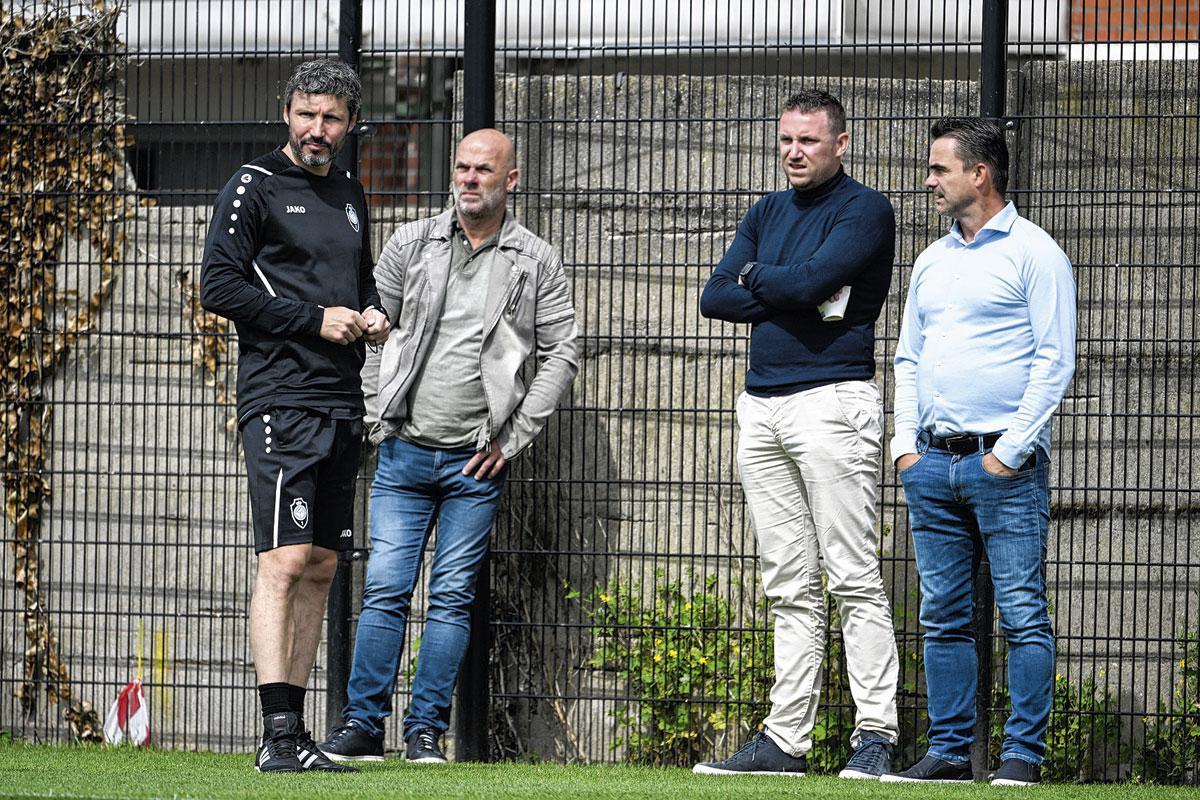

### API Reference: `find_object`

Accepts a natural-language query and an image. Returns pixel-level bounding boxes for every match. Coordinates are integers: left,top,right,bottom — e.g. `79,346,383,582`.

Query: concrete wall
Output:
2,62,1196,765
482,64,1199,764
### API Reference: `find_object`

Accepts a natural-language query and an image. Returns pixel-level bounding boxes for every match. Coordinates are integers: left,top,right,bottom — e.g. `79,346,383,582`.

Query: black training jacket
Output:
200,148,381,423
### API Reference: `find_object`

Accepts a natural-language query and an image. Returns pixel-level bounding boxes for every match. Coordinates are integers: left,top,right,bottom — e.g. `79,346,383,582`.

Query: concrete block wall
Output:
485,65,1199,761
2,63,1195,762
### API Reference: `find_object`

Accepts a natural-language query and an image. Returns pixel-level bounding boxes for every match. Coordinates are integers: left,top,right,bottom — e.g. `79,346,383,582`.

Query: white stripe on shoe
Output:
325,752,385,763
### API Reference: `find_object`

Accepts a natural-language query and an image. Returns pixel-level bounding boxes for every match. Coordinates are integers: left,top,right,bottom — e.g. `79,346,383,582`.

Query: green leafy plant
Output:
990,673,1122,782
1135,634,1200,785
401,635,421,685
579,575,930,771
579,575,773,766
892,591,931,767
1045,675,1124,782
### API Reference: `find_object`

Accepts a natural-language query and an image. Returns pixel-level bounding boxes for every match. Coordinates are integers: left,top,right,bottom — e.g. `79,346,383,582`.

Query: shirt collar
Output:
948,200,1018,246
434,207,524,251
451,216,501,252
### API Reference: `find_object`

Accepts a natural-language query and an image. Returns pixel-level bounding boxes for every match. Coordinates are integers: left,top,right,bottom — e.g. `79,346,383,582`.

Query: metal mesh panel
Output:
1,0,1196,781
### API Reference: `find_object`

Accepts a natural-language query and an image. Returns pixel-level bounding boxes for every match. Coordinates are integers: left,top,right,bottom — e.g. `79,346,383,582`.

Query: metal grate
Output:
1,0,1196,782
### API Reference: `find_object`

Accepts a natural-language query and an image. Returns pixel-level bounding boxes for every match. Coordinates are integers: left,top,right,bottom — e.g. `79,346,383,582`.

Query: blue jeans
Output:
900,439,1053,765
342,437,507,738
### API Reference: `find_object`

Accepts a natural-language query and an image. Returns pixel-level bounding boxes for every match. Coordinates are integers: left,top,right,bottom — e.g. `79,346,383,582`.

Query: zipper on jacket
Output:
506,271,528,316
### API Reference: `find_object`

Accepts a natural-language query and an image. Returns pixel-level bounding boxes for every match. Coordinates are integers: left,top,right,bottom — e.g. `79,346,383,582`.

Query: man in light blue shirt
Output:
882,118,1076,788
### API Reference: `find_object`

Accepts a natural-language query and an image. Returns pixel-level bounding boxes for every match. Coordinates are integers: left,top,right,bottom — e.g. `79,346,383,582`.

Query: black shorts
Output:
240,408,364,553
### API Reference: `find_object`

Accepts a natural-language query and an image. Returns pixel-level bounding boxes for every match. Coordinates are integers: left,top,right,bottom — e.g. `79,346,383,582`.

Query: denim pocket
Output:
980,450,1037,480
897,454,926,477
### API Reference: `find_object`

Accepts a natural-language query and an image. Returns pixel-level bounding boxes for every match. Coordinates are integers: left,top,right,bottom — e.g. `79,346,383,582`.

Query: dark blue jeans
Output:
342,437,506,738
900,441,1053,766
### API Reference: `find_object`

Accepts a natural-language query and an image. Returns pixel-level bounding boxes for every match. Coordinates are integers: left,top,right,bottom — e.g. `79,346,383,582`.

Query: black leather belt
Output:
927,431,1004,455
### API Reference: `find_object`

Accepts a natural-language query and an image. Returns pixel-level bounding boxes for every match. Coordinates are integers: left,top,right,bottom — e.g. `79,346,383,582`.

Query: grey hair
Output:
284,59,362,119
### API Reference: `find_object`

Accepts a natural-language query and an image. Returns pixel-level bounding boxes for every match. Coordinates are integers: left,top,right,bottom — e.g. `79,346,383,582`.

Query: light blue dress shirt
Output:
891,201,1077,469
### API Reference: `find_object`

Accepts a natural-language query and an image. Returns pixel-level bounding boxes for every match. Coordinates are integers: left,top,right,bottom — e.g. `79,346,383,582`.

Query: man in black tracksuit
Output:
200,59,390,773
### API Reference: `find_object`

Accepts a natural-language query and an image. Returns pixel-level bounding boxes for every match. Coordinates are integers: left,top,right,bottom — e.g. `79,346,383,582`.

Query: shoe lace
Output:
847,739,889,771
326,724,356,746
730,731,769,761
417,730,438,751
263,734,297,761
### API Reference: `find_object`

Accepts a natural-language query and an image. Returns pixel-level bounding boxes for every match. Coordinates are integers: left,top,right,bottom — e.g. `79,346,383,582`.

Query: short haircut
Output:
782,89,847,136
930,117,1009,195
284,59,362,120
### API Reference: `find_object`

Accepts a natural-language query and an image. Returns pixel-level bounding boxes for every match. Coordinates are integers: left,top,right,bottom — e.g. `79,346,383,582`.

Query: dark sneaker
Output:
838,732,895,780
405,727,448,764
692,731,807,776
319,721,385,762
881,753,973,783
255,711,302,773
991,758,1040,786
297,727,359,772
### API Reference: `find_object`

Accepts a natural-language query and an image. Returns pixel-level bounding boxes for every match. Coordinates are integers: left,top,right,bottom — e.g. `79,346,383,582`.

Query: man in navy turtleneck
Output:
695,90,900,780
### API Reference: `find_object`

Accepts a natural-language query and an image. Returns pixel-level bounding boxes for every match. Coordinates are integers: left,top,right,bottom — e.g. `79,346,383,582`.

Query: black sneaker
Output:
297,727,359,772
692,731,807,776
319,721,385,762
881,753,973,783
256,711,302,773
838,732,895,780
991,758,1040,786
405,727,448,764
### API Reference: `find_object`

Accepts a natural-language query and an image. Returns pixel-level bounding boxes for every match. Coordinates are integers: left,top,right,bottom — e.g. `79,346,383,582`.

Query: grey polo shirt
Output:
398,222,499,449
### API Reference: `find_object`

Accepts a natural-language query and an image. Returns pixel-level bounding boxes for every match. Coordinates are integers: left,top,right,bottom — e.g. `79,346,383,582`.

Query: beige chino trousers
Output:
736,380,900,756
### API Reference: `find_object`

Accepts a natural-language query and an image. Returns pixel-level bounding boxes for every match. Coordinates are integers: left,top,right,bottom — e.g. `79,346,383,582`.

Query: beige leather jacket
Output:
362,208,579,458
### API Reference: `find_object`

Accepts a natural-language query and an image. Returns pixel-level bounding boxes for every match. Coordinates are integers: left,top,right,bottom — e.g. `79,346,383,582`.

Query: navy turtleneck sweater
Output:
700,167,895,397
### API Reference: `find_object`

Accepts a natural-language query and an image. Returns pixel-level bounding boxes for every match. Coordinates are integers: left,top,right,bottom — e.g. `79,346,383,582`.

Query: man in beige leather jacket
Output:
319,129,577,763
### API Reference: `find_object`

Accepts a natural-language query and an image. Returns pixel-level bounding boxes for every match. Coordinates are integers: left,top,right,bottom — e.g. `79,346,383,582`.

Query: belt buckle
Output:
943,434,976,454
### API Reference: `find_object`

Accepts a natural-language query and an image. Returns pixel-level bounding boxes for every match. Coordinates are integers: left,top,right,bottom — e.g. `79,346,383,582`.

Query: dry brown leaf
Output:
3,2,130,730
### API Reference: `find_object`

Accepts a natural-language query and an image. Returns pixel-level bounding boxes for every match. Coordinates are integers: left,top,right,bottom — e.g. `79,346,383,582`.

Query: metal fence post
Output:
462,0,497,134
973,0,1007,781
453,0,497,763
325,0,364,731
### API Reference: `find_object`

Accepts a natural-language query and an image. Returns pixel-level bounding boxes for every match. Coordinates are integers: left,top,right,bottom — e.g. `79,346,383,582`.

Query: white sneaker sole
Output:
838,768,883,780
692,764,805,777
991,778,1038,787
324,752,384,762
880,774,971,784
407,756,449,764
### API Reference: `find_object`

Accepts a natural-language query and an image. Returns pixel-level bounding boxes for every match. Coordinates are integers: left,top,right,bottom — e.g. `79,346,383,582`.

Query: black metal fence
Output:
2,0,1197,783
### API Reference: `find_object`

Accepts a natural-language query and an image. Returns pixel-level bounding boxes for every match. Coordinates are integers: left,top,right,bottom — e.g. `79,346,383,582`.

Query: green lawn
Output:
0,743,1196,799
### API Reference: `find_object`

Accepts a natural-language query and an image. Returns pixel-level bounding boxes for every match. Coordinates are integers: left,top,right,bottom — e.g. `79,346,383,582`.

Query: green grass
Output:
0,743,1196,799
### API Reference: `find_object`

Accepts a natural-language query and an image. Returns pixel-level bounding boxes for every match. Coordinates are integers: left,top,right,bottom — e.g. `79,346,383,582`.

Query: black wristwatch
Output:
738,261,757,287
